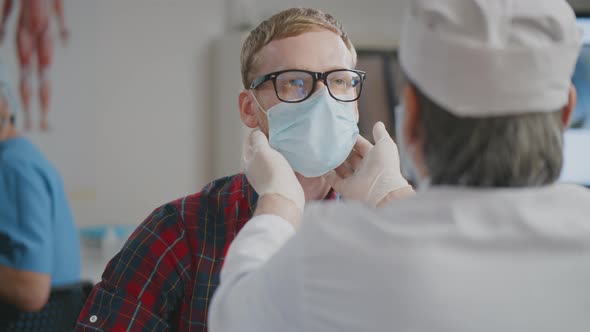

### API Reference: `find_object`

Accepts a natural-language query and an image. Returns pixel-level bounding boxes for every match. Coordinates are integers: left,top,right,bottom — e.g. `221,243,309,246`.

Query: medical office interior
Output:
0,0,589,329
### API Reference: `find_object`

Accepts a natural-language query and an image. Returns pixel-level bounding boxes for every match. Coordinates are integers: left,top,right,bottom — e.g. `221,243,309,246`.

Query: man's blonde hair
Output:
240,7,357,88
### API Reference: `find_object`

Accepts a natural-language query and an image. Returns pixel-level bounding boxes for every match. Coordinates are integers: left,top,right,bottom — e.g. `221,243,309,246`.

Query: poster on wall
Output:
0,0,98,224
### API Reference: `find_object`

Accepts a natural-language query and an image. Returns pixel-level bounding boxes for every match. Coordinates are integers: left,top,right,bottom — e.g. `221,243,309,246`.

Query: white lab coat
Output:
209,184,590,332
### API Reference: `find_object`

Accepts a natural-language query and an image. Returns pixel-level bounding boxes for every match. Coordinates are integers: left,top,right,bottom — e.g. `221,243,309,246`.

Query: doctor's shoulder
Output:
301,193,435,231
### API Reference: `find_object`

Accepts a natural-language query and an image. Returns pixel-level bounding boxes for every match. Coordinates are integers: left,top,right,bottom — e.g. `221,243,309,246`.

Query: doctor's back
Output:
293,0,590,330
300,185,590,332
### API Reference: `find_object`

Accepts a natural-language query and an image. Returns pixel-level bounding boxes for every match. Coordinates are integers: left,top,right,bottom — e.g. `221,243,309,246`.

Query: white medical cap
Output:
0,62,18,116
399,0,583,117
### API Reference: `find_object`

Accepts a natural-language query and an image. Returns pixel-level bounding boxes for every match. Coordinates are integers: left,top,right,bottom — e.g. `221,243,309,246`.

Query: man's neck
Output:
296,173,332,201
0,126,18,141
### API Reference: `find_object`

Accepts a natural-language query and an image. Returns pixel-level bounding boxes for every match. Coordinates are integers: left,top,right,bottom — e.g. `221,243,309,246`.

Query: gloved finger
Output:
241,129,261,169
373,121,392,144
334,162,354,179
250,130,270,150
345,149,363,170
241,131,254,171
324,170,345,193
353,134,373,157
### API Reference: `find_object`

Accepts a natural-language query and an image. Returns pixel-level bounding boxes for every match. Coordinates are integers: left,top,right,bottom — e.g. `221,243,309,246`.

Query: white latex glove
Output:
242,130,305,212
325,122,411,206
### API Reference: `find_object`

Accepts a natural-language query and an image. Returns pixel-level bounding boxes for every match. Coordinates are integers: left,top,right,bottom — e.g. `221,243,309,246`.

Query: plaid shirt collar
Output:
241,173,338,214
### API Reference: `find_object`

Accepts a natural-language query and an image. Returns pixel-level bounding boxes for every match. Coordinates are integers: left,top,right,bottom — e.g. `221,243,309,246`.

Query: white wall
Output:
92,1,224,225
2,1,225,226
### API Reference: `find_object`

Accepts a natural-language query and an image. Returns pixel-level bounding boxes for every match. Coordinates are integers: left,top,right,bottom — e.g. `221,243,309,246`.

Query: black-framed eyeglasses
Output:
249,69,366,103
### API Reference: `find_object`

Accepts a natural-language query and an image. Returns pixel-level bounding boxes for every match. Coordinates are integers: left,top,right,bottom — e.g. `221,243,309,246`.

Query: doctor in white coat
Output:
209,0,590,331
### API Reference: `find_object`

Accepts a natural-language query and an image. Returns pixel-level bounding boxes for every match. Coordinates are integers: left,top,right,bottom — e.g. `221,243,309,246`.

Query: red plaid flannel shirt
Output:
75,173,336,331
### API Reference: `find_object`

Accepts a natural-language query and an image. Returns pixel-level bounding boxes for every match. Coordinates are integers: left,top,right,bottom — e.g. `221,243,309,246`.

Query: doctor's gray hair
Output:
409,84,565,187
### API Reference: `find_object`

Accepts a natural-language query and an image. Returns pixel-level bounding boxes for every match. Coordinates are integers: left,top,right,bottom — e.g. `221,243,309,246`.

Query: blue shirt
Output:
0,137,80,286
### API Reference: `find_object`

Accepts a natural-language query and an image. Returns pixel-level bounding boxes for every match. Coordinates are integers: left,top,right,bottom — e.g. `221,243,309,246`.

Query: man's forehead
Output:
253,30,354,75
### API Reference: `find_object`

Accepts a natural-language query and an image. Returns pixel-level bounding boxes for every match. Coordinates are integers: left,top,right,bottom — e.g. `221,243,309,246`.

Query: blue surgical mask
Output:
251,87,359,177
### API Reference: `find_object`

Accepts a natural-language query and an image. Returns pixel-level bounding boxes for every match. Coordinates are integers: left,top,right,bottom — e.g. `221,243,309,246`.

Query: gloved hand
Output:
242,130,305,213
325,122,412,207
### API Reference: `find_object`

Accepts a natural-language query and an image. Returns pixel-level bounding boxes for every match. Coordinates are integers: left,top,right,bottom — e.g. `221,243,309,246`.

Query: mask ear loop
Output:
248,90,269,116
242,90,271,174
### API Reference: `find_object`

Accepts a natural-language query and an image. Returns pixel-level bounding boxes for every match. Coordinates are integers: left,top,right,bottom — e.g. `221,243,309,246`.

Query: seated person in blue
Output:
0,65,80,312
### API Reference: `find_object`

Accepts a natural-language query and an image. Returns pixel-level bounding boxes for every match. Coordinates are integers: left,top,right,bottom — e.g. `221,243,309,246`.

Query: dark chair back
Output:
0,281,94,332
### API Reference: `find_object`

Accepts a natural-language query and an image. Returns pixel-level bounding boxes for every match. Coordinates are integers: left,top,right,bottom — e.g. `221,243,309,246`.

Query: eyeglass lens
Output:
274,70,362,102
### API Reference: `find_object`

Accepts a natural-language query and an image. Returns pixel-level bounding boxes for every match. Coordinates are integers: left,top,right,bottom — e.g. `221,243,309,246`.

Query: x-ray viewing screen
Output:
561,16,590,185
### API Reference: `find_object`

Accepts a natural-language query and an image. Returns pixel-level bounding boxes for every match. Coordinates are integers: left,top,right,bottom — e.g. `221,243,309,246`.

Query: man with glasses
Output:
75,7,411,332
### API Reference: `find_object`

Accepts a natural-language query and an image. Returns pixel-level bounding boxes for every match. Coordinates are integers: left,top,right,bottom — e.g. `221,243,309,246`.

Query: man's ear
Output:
402,85,420,149
401,84,430,180
561,85,576,129
239,90,260,129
